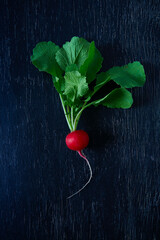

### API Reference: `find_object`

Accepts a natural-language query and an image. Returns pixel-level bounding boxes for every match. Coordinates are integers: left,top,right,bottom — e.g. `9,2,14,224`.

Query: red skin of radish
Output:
65,130,89,151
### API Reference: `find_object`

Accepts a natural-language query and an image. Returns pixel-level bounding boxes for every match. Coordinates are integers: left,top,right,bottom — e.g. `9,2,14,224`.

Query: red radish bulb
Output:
65,130,89,151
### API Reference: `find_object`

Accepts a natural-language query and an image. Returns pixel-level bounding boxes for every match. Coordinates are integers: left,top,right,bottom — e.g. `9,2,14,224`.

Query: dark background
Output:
0,0,160,239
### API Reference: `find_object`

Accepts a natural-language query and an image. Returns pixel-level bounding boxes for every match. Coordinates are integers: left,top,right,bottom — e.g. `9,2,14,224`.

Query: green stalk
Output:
67,105,71,126
73,102,93,131
59,94,73,131
73,108,83,131
73,96,105,130
71,107,74,127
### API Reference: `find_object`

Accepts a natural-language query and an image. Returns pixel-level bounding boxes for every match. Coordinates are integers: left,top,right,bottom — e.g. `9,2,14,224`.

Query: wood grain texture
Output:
0,0,160,239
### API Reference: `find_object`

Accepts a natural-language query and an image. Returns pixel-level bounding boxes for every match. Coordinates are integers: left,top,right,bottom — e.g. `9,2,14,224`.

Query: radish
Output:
31,36,146,199
65,130,91,199
65,130,89,151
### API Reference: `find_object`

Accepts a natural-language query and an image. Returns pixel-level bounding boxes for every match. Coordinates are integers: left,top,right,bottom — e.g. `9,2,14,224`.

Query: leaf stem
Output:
84,76,111,105
73,94,107,130
73,101,93,131
71,107,74,128
59,94,73,131
67,106,71,125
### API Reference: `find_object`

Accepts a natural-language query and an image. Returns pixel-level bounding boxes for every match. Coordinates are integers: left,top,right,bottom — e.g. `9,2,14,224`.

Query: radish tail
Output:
67,150,92,199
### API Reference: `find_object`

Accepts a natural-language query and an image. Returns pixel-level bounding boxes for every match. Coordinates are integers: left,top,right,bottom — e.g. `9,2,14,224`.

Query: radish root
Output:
67,150,92,199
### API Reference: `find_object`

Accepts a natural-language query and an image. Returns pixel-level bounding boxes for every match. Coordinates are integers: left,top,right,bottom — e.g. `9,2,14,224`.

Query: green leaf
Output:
106,61,146,88
55,37,90,71
52,76,65,93
94,72,111,92
79,41,95,75
65,64,78,72
31,41,63,77
64,71,89,103
87,48,103,84
93,88,133,109
80,41,103,83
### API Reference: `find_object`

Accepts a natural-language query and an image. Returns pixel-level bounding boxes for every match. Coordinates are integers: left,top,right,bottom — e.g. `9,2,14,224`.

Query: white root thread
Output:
67,150,92,199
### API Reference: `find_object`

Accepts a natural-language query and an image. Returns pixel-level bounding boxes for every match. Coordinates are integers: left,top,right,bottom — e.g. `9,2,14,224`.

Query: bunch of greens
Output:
31,36,146,131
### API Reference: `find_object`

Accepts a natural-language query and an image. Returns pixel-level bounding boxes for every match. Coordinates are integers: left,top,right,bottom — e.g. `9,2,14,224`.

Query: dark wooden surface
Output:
1,0,160,239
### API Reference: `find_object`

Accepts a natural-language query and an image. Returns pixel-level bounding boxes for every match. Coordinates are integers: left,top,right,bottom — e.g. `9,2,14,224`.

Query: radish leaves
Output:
31,41,63,77
92,88,133,108
31,36,146,131
79,41,103,83
106,61,146,88
64,71,89,104
55,37,90,71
